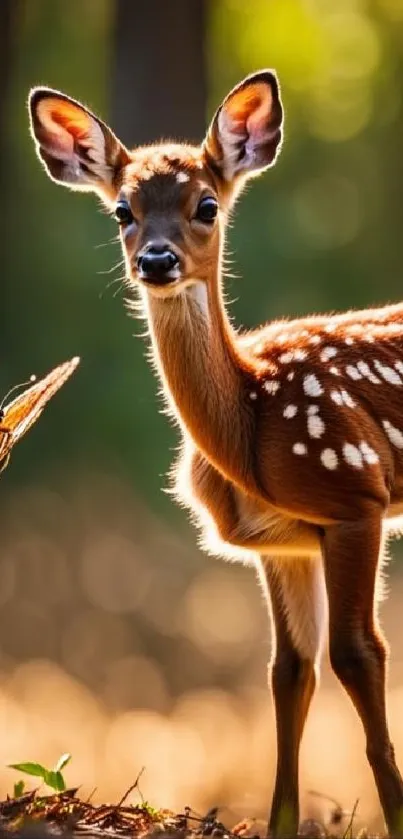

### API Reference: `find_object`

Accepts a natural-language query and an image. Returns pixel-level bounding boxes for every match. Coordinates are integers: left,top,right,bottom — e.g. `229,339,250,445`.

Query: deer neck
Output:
142,274,256,492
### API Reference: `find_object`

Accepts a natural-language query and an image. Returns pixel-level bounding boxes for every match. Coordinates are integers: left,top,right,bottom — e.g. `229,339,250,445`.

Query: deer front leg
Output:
261,557,327,836
322,510,403,836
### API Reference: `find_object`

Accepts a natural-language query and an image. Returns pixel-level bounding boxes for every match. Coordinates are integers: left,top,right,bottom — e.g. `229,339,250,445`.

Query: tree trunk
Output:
110,0,207,147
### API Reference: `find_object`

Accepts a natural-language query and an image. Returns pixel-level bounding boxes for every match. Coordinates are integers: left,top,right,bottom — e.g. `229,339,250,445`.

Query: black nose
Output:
137,245,179,283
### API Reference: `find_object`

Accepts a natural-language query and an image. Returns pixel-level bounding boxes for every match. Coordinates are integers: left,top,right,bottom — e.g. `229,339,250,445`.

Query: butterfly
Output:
0,356,80,474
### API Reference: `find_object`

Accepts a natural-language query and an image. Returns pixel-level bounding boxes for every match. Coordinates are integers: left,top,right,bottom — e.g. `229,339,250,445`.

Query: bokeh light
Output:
0,477,400,832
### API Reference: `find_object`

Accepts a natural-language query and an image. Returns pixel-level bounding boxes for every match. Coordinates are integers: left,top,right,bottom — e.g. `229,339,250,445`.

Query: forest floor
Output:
0,787,265,839
0,783,354,839
0,786,358,839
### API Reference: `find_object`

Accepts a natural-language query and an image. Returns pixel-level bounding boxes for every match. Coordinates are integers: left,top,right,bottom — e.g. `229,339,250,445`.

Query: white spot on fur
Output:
330,366,340,376
330,390,343,406
303,374,323,397
249,391,257,400
340,389,356,408
346,365,362,380
283,404,298,419
280,349,307,364
374,360,402,386
382,420,403,448
176,172,189,183
359,441,379,464
309,335,322,345
321,448,338,470
293,443,307,456
395,361,403,377
356,360,380,384
320,346,338,362
264,380,280,395
345,337,354,345
307,405,319,415
330,389,355,408
383,323,403,334
307,413,325,439
287,371,295,381
343,442,363,469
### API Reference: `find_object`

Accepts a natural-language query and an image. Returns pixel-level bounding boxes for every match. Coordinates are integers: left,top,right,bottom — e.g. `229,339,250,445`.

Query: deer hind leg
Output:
322,510,403,836
260,555,327,836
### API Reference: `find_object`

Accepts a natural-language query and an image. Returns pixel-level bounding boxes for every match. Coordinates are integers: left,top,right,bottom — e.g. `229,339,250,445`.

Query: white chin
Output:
139,278,183,299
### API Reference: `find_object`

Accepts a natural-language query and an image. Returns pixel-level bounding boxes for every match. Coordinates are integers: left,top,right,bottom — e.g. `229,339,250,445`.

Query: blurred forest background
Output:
1,0,403,832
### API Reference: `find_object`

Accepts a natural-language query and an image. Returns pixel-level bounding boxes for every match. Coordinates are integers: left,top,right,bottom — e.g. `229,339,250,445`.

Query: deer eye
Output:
195,196,218,223
114,200,134,225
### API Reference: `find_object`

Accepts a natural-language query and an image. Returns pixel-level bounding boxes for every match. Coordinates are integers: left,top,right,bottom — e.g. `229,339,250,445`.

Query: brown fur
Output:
28,72,403,835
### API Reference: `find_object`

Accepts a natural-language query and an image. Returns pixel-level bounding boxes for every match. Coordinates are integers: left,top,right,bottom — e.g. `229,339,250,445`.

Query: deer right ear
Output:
28,87,130,201
203,70,283,183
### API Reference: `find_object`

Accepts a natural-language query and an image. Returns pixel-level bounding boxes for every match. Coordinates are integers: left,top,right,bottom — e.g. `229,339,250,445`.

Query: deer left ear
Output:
28,87,130,201
203,70,283,182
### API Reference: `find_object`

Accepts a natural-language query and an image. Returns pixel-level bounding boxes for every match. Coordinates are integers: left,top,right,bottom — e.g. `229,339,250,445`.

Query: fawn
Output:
29,70,403,835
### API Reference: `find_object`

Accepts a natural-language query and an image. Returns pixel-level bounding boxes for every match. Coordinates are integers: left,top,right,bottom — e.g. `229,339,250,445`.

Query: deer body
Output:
29,72,403,835
160,292,403,545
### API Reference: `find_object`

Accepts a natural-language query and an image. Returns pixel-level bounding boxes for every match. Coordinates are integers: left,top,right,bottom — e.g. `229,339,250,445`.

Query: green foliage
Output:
9,753,71,793
13,780,25,798
141,801,160,818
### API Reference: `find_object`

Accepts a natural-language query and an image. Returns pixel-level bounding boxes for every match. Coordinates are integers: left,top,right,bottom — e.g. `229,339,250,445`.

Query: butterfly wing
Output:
0,356,80,463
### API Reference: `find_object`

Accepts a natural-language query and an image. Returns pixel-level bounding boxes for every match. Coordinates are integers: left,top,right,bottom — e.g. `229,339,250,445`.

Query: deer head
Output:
28,71,283,298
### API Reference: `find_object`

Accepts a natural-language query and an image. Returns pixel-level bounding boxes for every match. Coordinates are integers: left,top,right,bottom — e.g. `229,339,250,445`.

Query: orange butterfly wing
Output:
0,356,80,467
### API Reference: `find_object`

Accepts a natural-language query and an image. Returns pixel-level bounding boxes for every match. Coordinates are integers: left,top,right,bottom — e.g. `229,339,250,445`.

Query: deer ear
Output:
203,70,283,182
28,87,130,201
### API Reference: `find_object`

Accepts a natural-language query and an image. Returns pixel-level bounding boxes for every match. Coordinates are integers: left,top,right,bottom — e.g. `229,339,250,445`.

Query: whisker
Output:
112,277,130,299
224,292,240,307
97,259,126,276
94,235,120,250
222,270,241,281
98,274,128,300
